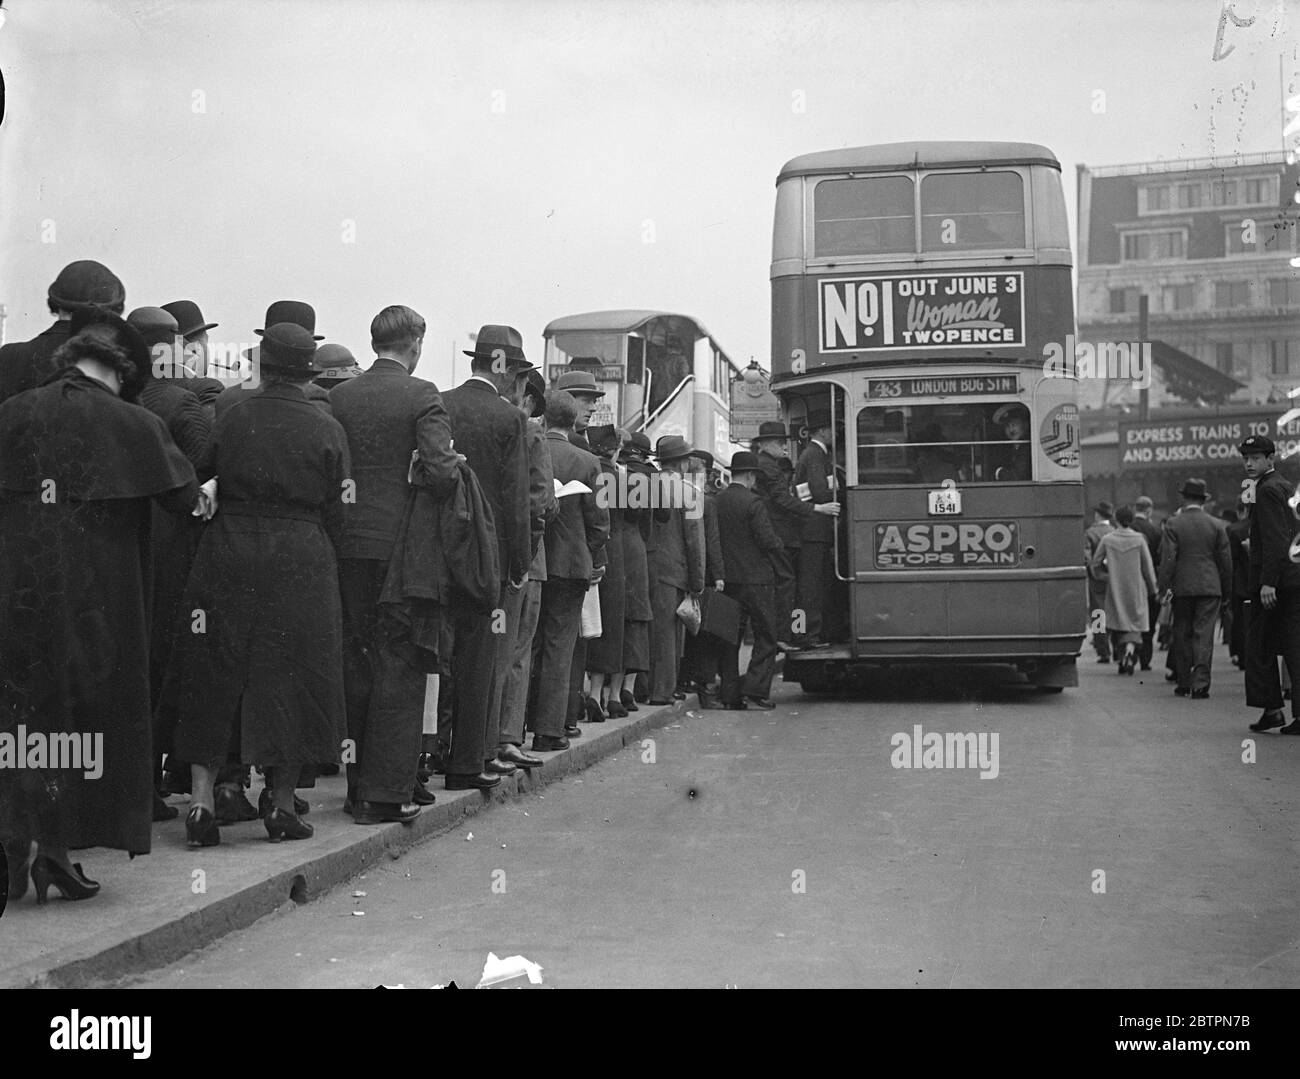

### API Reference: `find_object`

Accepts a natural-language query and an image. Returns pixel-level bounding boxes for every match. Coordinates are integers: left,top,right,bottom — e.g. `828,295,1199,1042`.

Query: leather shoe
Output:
696,690,720,709
153,793,179,822
444,772,501,791
411,780,437,805
647,698,672,706
721,699,749,710
620,690,639,712
1174,686,1190,697
215,784,259,824
605,698,628,718
746,696,776,710
1280,719,1300,735
485,758,518,775
353,800,421,824
531,735,570,752
564,724,582,738
258,787,309,818
1249,712,1287,733
499,745,542,767
1191,688,1210,699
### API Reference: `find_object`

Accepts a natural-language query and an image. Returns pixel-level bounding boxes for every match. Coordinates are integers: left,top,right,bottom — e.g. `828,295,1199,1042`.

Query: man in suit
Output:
680,449,726,700
715,451,785,710
1240,436,1300,734
647,435,706,704
160,299,226,415
792,417,842,648
531,391,609,751
331,305,460,821
441,326,533,785
1157,479,1232,699
1131,495,1162,671
0,260,125,404
1084,502,1116,662
215,300,334,417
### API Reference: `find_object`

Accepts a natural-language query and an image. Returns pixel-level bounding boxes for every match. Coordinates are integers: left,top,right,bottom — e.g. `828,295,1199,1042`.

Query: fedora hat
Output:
127,306,180,348
257,322,319,375
554,369,606,398
161,299,218,339
49,260,125,313
464,324,533,370
255,300,323,340
755,420,791,440
729,450,763,473
1179,478,1209,500
313,342,360,378
689,448,715,471
654,434,693,461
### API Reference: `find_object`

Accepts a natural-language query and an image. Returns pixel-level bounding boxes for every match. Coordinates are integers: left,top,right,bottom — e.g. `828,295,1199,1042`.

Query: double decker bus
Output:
771,142,1084,691
542,310,746,464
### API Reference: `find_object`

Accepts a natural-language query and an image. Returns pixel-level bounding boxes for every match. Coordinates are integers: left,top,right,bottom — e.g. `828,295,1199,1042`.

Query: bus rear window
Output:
814,176,914,257
856,401,1031,485
920,172,1025,251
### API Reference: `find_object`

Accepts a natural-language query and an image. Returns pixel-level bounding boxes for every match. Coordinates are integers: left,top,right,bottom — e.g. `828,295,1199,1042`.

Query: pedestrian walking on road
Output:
1157,479,1232,699
1131,495,1163,671
1089,504,1157,675
1084,502,1115,662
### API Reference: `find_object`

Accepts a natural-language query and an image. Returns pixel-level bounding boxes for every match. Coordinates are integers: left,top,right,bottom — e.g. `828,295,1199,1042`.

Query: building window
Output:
1269,278,1300,306
1211,180,1237,206
1270,340,1296,376
1216,342,1234,374
1177,183,1202,209
1215,281,1250,308
1244,177,1273,205
1143,185,1170,211
1122,230,1185,260
1161,283,1194,311
1109,287,1141,313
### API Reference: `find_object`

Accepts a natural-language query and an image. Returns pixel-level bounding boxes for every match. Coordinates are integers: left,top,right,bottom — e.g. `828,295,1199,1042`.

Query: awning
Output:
1149,340,1244,403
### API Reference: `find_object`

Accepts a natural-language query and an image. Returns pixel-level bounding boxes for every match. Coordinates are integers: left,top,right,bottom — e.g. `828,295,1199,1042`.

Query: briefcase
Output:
698,589,742,645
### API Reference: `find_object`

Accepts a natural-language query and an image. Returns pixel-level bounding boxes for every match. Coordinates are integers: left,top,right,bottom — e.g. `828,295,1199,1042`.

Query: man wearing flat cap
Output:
1240,436,1300,734
0,259,126,404
440,324,534,786
1157,479,1231,699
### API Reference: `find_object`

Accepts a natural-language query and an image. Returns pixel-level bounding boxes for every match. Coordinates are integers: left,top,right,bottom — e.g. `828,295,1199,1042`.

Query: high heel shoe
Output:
5,838,33,901
620,689,639,713
605,697,628,718
185,805,221,848
264,808,313,842
31,855,100,904
584,696,607,723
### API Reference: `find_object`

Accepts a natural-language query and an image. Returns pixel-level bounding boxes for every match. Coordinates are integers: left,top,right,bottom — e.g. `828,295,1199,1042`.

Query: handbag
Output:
580,583,603,639
698,588,742,645
675,593,702,635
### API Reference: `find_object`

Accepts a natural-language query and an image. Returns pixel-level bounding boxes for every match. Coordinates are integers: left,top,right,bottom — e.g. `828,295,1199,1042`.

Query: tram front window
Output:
857,400,1032,485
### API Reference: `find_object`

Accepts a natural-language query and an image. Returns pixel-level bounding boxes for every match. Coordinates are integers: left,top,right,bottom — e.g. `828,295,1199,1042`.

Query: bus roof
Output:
544,310,713,339
776,141,1061,183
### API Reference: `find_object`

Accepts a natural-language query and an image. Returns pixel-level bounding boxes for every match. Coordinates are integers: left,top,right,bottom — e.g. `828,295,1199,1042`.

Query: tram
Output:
542,310,746,463
770,142,1085,691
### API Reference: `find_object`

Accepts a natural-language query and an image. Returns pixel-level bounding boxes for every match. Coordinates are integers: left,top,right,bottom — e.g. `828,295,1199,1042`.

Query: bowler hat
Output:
654,434,693,461
464,324,533,370
554,369,606,398
689,449,715,471
49,260,125,312
313,342,360,378
729,450,763,473
161,299,218,339
1239,434,1276,456
1179,478,1209,500
127,306,180,348
255,300,323,340
257,322,319,374
755,420,791,440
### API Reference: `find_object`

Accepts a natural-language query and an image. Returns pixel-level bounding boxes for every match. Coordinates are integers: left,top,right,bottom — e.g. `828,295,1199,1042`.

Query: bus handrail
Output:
643,373,695,430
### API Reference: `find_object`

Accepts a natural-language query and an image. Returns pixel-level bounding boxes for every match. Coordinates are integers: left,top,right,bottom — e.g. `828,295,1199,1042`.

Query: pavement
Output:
0,700,687,988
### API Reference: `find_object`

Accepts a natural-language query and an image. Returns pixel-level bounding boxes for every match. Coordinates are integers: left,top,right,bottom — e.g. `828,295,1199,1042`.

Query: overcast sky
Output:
1,0,1294,386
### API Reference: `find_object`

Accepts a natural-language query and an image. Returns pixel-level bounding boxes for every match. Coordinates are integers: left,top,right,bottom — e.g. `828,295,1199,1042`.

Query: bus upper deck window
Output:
920,172,1025,252
814,176,914,257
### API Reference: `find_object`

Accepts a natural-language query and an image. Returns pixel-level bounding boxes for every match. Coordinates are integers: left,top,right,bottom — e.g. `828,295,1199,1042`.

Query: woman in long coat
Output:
615,432,656,714
169,324,350,845
584,427,627,719
0,314,197,904
1091,503,1158,675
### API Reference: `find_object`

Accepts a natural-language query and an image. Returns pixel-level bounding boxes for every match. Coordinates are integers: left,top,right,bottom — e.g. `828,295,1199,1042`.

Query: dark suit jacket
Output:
1247,468,1300,593
525,418,558,578
793,439,835,543
138,378,211,466
442,377,531,584
1132,515,1162,573
215,380,333,420
716,483,784,585
702,490,725,583
1227,515,1251,598
0,320,73,404
1157,506,1232,599
649,481,705,593
329,358,460,561
755,451,812,547
543,429,609,581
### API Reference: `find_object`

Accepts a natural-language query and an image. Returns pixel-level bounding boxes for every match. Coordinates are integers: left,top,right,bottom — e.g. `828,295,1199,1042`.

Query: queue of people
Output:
1087,435,1300,734
0,260,846,907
